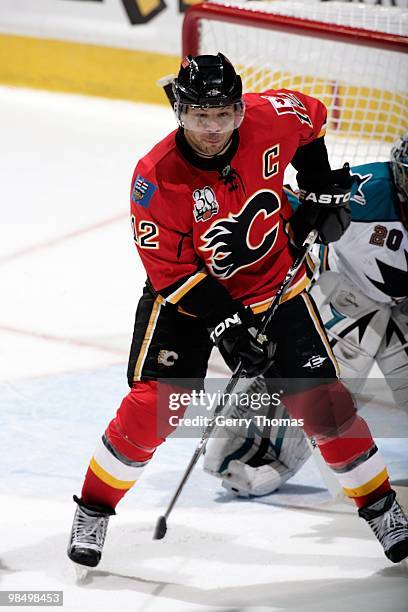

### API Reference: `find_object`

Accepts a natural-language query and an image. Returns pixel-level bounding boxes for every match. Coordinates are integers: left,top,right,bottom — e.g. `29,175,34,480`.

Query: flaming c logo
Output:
200,190,281,279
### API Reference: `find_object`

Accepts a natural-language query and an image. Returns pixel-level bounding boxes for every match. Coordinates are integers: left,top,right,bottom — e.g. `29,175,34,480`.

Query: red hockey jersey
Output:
130,89,326,314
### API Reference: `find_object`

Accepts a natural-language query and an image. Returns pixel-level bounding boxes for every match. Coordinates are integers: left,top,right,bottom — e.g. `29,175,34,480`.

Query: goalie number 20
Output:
131,216,159,249
369,225,403,252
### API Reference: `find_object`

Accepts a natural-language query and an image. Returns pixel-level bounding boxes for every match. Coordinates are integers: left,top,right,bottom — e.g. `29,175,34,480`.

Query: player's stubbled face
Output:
183,106,235,157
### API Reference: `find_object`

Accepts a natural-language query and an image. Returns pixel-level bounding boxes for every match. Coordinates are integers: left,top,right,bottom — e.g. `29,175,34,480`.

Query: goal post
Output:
182,1,408,166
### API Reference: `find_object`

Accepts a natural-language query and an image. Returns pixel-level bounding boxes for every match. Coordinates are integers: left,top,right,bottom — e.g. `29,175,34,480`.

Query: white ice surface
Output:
0,87,407,612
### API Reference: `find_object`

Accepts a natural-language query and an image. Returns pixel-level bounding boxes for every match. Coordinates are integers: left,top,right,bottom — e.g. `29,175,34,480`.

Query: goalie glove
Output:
209,307,275,378
289,163,352,247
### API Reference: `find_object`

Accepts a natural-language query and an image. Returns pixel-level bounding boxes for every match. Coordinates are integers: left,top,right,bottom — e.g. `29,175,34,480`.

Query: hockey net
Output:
182,0,408,168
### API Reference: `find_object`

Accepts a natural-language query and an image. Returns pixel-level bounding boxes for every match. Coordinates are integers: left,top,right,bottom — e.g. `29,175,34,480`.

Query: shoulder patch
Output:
350,170,373,206
261,92,313,127
349,162,400,222
131,174,157,208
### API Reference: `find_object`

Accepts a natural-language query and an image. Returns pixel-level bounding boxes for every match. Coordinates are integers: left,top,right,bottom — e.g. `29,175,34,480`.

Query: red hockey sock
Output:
283,380,391,509
318,416,391,509
81,381,187,509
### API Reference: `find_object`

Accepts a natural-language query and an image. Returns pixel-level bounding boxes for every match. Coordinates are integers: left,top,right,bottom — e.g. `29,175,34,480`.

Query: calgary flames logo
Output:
200,190,281,279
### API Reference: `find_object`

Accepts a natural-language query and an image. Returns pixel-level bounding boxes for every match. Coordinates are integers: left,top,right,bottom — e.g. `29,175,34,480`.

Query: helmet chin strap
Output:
187,132,235,159
176,129,242,192
176,128,240,172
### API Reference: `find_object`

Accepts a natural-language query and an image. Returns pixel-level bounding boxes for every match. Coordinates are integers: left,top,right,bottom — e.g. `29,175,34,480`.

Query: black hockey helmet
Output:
173,53,243,107
172,53,245,132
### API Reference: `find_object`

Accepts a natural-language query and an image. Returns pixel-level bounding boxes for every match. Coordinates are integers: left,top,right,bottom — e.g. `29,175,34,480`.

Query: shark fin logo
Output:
366,250,408,298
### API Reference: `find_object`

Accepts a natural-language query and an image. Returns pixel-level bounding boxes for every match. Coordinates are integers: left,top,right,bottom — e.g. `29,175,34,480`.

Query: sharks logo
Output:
200,190,281,279
366,250,408,298
350,171,372,205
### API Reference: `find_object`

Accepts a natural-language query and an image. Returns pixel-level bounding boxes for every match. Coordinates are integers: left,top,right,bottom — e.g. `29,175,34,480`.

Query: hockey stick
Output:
153,229,318,539
157,74,176,107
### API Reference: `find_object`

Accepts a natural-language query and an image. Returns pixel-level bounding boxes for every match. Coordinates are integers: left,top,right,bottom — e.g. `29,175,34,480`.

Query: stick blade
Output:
153,515,167,540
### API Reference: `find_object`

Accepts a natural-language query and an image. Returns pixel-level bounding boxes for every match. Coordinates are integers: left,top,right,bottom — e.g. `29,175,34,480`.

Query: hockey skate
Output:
67,495,115,569
358,489,408,563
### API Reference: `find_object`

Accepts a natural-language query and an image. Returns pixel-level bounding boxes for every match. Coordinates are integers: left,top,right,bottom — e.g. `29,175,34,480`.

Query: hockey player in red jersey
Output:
67,53,408,568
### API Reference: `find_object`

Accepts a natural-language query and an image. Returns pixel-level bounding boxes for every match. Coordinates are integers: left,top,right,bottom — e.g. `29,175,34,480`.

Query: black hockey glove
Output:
209,306,275,378
289,164,352,247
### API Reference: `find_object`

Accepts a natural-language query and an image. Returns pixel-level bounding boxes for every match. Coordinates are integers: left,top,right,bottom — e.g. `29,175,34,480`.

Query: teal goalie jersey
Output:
287,161,408,304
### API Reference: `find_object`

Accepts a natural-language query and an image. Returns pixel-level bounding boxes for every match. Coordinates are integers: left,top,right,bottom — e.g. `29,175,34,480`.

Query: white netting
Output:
191,0,408,166
209,1,408,35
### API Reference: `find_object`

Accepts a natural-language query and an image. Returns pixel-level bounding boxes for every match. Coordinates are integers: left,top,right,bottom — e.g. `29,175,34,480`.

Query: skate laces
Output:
368,499,408,549
72,506,109,549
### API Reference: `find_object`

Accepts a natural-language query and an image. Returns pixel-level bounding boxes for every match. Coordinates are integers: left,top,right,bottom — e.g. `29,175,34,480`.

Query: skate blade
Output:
74,563,90,583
